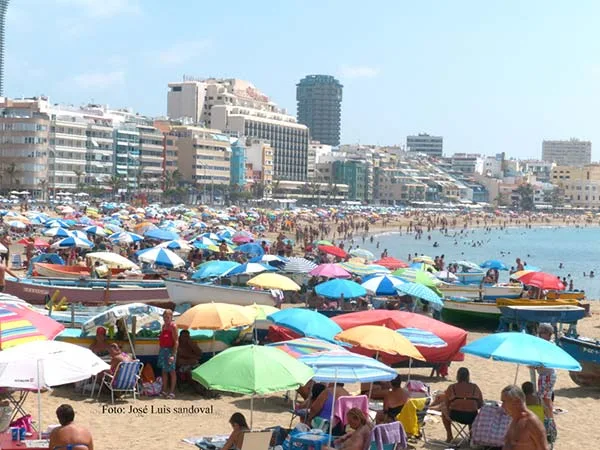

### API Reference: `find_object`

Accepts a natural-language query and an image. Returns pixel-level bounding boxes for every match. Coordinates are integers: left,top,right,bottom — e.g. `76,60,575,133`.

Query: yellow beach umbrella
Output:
247,273,301,291
511,270,534,279
335,325,425,361
243,304,280,320
412,255,435,265
176,303,254,330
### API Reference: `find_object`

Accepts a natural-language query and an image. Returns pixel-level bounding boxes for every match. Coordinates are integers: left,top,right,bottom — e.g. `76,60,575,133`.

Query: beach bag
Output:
10,415,33,433
142,377,162,397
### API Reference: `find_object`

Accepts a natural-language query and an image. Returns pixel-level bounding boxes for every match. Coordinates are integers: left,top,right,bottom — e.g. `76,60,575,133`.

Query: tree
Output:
250,182,265,200
73,169,84,189
272,179,283,198
108,175,124,197
515,183,535,211
4,162,16,191
38,179,48,202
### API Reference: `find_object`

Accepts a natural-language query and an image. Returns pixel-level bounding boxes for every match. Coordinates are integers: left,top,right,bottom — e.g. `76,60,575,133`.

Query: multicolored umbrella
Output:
299,350,398,383
395,282,443,307
51,236,94,249
392,268,441,287
222,262,275,277
268,337,347,358
349,248,375,262
137,247,185,269
0,301,65,350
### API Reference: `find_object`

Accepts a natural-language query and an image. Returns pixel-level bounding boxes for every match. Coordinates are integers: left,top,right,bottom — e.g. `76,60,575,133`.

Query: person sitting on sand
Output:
176,329,202,369
501,385,548,450
222,412,250,450
108,343,133,374
49,404,94,450
329,408,373,450
88,327,110,357
442,367,483,443
522,382,544,422
376,375,410,424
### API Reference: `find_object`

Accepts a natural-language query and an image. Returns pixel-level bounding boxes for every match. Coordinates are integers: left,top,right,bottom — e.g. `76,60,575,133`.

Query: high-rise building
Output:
0,0,8,96
167,78,309,182
406,133,443,157
542,139,591,166
296,75,342,146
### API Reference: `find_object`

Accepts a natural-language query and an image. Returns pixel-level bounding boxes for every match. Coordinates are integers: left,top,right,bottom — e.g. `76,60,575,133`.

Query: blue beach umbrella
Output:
50,236,94,249
144,228,180,241
84,226,106,237
395,282,443,307
191,261,241,280
43,227,71,238
396,328,447,348
236,243,264,259
45,219,69,228
267,308,342,343
137,247,185,269
299,350,398,383
109,231,144,244
222,262,275,277
361,275,405,296
480,260,508,270
315,279,367,299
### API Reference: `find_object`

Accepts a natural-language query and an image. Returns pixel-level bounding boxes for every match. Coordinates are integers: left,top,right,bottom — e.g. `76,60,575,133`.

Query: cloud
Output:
339,65,380,79
57,0,141,18
157,40,212,65
71,71,125,89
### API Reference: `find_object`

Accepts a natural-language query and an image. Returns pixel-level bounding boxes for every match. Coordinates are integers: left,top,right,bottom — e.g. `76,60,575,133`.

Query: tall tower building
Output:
296,75,342,146
0,0,8,96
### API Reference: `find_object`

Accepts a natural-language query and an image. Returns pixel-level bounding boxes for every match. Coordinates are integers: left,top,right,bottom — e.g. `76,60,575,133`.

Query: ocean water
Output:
359,226,600,299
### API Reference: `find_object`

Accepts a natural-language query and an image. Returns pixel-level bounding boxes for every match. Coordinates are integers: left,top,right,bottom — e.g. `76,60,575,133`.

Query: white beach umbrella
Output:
51,236,94,249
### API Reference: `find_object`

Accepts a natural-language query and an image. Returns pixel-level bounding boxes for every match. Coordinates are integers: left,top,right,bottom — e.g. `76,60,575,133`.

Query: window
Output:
171,86,182,92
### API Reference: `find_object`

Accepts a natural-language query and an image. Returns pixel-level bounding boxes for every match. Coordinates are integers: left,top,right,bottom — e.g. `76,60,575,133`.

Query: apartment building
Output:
542,139,591,166
551,164,600,208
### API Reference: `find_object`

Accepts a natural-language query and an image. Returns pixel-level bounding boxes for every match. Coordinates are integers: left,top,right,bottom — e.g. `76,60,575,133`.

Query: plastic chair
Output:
240,431,273,450
97,360,143,404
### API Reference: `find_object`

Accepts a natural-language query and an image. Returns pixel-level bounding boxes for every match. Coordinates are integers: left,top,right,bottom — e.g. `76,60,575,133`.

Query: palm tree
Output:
38,179,48,202
108,175,123,197
73,169,84,189
272,179,282,198
4,162,16,192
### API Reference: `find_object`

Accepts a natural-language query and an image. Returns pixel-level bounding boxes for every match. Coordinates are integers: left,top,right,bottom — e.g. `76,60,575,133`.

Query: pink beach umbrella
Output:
232,235,254,244
309,263,352,279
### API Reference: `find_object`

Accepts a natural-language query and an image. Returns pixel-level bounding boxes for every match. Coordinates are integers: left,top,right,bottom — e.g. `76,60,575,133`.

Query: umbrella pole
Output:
328,369,338,447
37,360,42,440
250,395,254,430
408,358,412,382
122,318,136,360
514,364,520,384
367,351,379,400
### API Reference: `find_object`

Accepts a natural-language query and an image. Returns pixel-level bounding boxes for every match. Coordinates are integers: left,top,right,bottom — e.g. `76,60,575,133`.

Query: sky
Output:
6,0,600,159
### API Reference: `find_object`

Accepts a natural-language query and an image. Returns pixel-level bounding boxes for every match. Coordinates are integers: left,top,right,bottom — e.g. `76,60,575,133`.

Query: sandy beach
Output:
16,301,597,450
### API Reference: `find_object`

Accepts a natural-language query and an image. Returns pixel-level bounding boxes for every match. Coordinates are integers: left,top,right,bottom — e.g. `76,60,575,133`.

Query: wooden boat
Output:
453,271,486,285
164,278,276,306
4,276,170,306
439,283,523,300
558,335,600,387
498,305,586,331
33,263,139,279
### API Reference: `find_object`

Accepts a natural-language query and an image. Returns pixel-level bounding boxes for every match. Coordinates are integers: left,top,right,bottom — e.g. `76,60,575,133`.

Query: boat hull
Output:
33,263,136,280
4,277,170,305
453,272,486,285
440,283,523,300
558,336,600,387
164,278,275,306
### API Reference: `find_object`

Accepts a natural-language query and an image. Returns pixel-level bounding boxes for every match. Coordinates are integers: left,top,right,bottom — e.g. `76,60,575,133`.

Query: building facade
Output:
332,159,368,202
296,75,342,146
551,164,600,208
542,139,591,167
0,0,8,95
406,133,443,157
230,139,246,187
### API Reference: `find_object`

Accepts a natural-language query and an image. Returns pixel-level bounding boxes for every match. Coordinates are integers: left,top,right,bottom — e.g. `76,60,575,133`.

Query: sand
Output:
15,302,598,450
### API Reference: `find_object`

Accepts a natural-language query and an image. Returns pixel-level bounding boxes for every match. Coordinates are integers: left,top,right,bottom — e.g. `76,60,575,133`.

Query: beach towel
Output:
395,398,427,437
334,395,369,426
369,422,407,450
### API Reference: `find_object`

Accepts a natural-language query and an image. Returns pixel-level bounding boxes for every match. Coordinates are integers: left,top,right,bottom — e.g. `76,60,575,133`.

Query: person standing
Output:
49,404,94,450
158,309,178,399
535,323,558,447
0,260,19,292
501,385,548,450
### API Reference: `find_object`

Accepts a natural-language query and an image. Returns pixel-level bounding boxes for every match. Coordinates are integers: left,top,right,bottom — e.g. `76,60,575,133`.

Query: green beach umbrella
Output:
192,345,314,427
392,268,441,288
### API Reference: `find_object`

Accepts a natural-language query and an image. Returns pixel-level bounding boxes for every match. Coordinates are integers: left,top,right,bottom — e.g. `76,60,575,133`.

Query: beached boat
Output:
164,278,276,306
498,305,586,331
453,271,486,285
558,335,600,387
439,282,523,300
33,263,140,279
4,276,170,306
441,297,581,328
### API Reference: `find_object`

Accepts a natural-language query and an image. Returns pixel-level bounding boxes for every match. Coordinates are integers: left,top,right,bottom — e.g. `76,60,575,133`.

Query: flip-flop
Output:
160,391,168,398
168,393,176,399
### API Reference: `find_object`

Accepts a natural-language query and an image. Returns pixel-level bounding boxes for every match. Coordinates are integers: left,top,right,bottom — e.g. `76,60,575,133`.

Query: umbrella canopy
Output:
310,263,351,279
243,304,280,321
396,328,447,348
137,247,185,269
268,337,347,358
392,268,441,287
222,262,274,277
268,308,342,342
191,261,240,280
435,270,458,281
349,248,375,262
85,252,139,270
514,272,564,290
0,302,64,350
51,236,94,249
318,245,348,258
43,227,71,238
84,226,106,237
81,303,171,336
283,257,317,274
340,261,387,276
158,239,193,251
461,332,581,371
335,325,424,360
361,275,405,296
480,260,508,270
396,282,444,307
176,303,254,330
373,257,409,270
17,238,49,248
109,231,144,244
247,273,301,291
236,243,264,259
412,255,435,265
315,278,367,299
299,350,398,383
144,228,180,241
192,344,314,395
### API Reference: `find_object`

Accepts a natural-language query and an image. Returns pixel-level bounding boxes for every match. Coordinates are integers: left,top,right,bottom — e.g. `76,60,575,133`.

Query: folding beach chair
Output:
96,360,143,404
240,431,273,450
370,422,408,450
334,395,369,428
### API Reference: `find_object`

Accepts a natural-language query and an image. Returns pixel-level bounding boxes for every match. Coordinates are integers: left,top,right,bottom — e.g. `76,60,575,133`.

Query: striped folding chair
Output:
97,360,144,404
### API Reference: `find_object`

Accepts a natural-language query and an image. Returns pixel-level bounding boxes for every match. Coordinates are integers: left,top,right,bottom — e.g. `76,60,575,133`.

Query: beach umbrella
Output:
85,252,139,270
396,282,443,307
243,304,280,321
109,231,144,244
514,272,564,290
6,220,26,229
191,261,240,280
200,232,221,241
247,273,301,291
51,236,94,249
374,257,409,270
309,263,351,279
43,227,71,238
409,262,436,273
137,247,185,269
282,257,317,273
480,260,508,270
0,341,109,438
17,237,50,248
192,345,314,427
412,255,435,265
454,260,484,271
0,301,65,350
315,278,367,299
176,303,254,330
45,219,69,228
335,325,424,360
236,243,264,259
349,248,375,262
340,261,382,276
397,328,447,348
435,270,458,282
69,230,89,240
268,337,347,358
84,226,107,237
360,275,405,296
191,236,218,248
268,308,343,342
317,245,348,258
158,239,193,251
222,262,275,277
461,332,581,382
144,228,180,241
392,268,441,287
260,254,287,266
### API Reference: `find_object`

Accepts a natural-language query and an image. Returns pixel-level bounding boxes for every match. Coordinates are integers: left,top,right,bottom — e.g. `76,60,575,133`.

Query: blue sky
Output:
6,0,600,159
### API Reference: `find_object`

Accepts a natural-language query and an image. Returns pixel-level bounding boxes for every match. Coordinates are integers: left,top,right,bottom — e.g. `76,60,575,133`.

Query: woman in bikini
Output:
376,375,409,424
222,413,250,450
442,367,483,443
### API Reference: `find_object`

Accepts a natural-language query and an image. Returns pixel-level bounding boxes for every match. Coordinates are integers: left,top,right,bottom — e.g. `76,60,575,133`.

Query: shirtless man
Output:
49,404,94,450
0,260,18,292
501,385,548,450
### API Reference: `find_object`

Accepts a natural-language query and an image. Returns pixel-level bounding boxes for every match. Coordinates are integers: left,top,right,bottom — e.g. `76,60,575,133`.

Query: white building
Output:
406,133,443,157
450,153,483,175
542,139,591,167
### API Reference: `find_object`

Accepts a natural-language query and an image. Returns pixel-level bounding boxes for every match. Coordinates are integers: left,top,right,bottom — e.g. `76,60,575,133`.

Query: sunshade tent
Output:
176,303,254,330
315,278,367,299
268,308,342,343
361,275,405,296
85,252,139,270
247,273,301,291
192,345,314,427
0,301,64,350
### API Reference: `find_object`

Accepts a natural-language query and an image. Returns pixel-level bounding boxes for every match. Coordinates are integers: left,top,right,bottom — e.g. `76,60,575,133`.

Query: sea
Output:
359,225,600,300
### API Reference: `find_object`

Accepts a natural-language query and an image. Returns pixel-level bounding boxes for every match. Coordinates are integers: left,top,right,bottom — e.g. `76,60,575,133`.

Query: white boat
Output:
164,278,277,306
440,283,523,300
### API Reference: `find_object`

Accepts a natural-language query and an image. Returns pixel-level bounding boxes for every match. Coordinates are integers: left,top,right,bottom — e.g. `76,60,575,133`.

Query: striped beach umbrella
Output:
0,301,64,350
43,227,71,238
392,268,441,287
395,282,443,307
361,275,405,296
109,231,144,244
222,262,275,277
84,226,107,237
299,350,398,383
396,327,447,348
51,236,94,249
283,257,317,274
340,261,382,276
309,263,351,279
158,239,193,251
268,337,347,358
137,247,185,269
349,248,375,262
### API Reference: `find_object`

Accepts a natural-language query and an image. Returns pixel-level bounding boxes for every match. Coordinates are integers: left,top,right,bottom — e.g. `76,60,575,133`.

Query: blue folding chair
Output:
97,360,143,404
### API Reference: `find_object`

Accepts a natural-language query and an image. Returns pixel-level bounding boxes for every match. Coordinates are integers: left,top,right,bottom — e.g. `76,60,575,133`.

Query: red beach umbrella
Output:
374,256,409,270
17,237,50,248
318,245,348,258
515,271,565,290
